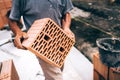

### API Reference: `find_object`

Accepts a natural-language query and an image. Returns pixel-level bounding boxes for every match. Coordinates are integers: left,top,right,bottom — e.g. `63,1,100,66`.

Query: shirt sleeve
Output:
9,0,22,21
63,0,74,15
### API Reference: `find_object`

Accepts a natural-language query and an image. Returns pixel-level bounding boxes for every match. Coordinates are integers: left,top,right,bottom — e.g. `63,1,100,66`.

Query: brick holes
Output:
59,47,65,52
22,18,75,68
44,35,50,41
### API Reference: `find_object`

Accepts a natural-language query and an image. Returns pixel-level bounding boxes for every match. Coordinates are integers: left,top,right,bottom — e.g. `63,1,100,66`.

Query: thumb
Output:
22,32,28,39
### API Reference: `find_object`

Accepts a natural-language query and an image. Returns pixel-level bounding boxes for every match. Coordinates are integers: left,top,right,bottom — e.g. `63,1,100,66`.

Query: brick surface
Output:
0,59,19,80
22,18,75,68
0,0,12,29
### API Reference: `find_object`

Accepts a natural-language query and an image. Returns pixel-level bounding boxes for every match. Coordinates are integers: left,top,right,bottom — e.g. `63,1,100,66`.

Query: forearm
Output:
62,12,71,29
62,12,75,41
7,18,28,49
8,19,23,36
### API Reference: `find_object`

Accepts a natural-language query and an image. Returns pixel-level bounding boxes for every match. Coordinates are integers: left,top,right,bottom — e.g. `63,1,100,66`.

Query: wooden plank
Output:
93,53,108,80
109,68,120,80
94,70,100,80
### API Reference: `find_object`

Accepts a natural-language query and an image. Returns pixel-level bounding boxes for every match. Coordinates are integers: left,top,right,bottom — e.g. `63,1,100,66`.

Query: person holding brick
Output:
7,0,75,80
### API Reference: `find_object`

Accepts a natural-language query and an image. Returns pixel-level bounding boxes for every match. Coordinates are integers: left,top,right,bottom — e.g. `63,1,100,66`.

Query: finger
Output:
71,35,75,40
14,38,25,49
70,32,75,41
63,29,75,41
14,39,22,48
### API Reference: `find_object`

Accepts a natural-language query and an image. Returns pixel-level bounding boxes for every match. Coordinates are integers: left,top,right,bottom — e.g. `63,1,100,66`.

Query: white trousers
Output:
37,57,63,80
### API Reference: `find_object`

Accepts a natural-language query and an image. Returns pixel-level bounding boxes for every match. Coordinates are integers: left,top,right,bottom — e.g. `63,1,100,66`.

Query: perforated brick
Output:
22,18,75,68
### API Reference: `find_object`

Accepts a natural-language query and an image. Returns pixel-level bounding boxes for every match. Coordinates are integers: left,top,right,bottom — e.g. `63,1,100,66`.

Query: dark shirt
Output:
9,0,74,30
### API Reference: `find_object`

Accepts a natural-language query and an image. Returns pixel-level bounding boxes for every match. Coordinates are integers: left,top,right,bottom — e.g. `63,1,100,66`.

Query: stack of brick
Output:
22,18,75,68
93,53,120,80
0,0,12,29
0,59,19,80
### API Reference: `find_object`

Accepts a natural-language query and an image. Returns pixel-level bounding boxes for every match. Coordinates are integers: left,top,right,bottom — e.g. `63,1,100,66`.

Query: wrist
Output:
62,27,70,30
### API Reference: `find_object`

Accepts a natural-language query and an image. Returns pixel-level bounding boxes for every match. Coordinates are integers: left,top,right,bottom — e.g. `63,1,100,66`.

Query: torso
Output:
21,0,65,29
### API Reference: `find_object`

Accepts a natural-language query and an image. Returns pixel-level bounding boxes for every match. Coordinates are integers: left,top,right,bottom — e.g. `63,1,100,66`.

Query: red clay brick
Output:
4,0,12,8
0,15,5,29
22,18,75,68
0,0,12,29
1,9,9,24
0,59,19,80
0,1,5,10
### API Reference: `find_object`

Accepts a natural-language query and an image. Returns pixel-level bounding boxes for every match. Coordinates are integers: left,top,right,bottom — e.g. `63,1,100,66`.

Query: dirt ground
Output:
70,1,120,62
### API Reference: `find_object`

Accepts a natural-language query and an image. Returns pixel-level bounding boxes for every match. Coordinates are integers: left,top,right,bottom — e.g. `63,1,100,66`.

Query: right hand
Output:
14,32,28,49
63,28,75,41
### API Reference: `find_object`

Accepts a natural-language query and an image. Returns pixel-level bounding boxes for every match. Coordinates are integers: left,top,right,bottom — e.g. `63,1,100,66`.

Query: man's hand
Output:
63,28,75,41
14,32,28,49
7,17,28,50
61,12,75,41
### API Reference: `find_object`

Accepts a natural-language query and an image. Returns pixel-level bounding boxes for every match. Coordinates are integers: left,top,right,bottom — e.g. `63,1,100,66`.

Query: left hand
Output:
63,28,75,41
